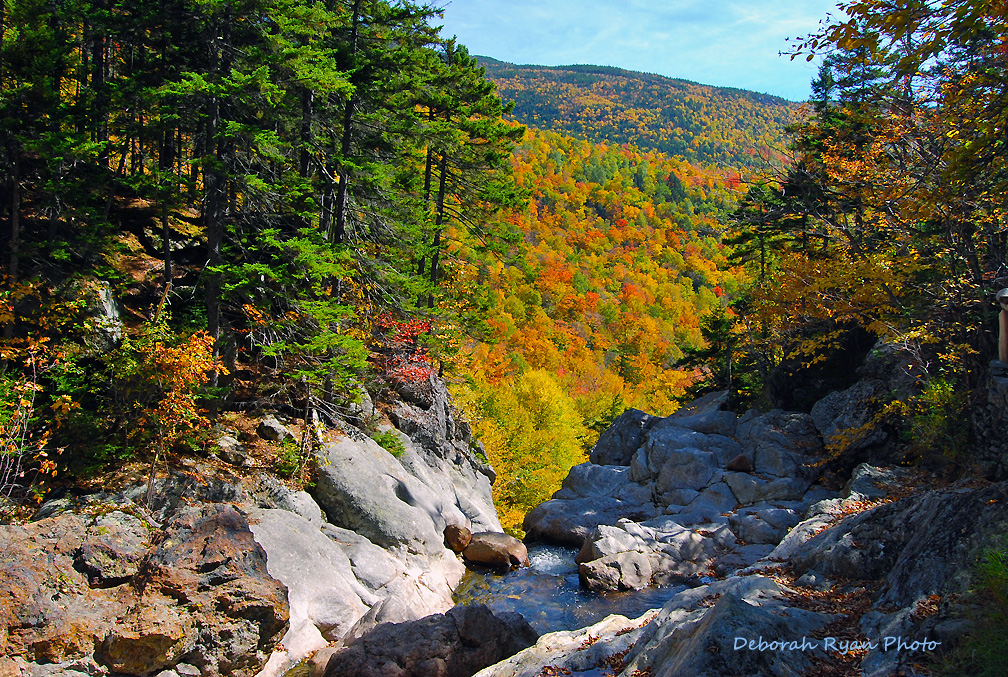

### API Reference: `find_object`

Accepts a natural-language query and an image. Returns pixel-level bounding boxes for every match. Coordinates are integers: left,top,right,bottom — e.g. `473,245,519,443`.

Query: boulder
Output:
845,462,913,500
729,507,801,545
753,442,804,477
790,481,1008,599
471,611,653,677
726,453,752,473
654,448,718,494
463,532,529,569
257,415,295,443
245,473,324,525
320,605,537,677
589,408,657,465
617,580,833,677
809,378,889,453
579,551,653,591
736,409,823,455
668,390,730,419
217,435,250,467
127,504,290,677
64,278,123,354
669,409,738,438
522,496,658,547
444,524,472,553
669,482,737,524
550,463,652,504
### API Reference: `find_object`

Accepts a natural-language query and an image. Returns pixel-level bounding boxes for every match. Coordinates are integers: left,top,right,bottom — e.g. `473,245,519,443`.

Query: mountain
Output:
477,57,800,170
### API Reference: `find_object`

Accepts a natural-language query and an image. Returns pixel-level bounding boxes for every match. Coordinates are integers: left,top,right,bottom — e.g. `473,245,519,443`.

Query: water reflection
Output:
452,544,685,635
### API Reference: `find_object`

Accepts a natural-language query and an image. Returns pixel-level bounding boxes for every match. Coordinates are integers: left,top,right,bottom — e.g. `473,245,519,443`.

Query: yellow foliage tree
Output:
453,369,587,535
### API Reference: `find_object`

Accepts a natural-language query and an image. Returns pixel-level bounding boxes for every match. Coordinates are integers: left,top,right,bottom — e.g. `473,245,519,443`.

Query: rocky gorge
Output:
0,374,535,677
1,345,1006,677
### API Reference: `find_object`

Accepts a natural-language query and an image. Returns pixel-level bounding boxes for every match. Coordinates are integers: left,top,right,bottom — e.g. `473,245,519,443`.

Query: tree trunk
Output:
299,87,313,178
417,133,435,277
91,4,108,168
8,154,19,284
160,126,175,283
204,6,231,419
427,154,448,308
333,0,362,244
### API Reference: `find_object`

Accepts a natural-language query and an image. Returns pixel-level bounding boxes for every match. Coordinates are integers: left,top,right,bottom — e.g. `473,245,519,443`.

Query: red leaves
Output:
374,314,434,385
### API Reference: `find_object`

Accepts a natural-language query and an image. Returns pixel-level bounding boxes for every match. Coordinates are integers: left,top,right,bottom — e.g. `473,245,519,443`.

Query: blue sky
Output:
436,0,842,101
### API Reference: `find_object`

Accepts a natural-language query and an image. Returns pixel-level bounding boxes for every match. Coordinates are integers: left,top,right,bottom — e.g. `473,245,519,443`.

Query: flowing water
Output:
452,544,687,635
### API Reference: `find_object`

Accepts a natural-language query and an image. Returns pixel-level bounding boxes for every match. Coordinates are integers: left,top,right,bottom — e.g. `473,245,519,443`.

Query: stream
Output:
452,544,688,635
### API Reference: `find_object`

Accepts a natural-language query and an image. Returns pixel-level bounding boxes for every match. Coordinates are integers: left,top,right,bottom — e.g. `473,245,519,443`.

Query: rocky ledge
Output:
0,373,531,677
480,474,1008,676
493,349,1008,676
525,391,840,591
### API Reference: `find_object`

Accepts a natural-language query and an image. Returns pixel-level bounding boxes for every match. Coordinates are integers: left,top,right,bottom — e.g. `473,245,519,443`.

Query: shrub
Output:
274,438,303,476
371,429,406,458
938,537,1008,676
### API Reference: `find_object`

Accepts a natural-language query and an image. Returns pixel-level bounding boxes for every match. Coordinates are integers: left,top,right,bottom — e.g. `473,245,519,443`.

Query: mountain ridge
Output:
475,55,795,104
476,55,800,170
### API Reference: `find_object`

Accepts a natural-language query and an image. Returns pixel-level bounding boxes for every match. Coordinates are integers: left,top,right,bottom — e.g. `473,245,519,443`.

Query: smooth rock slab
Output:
311,436,450,556
248,508,370,651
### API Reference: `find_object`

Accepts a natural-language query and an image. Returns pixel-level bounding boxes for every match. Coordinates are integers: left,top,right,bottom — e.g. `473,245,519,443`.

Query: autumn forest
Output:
3,0,1008,536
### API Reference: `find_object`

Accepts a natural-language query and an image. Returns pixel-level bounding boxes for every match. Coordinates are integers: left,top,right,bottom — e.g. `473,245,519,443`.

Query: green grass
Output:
371,430,406,458
938,537,1008,676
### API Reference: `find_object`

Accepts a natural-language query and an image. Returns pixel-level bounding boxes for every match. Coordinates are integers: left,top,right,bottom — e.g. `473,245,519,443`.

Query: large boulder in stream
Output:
463,532,530,569
317,604,538,677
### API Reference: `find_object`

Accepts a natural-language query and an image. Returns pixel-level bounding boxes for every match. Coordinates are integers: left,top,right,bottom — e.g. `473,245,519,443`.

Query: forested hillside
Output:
0,0,524,496
447,129,747,530
713,0,1008,462
478,57,798,169
0,0,790,535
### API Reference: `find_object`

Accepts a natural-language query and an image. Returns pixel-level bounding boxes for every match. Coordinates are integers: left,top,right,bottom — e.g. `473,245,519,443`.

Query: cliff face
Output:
0,373,505,677
478,347,1008,677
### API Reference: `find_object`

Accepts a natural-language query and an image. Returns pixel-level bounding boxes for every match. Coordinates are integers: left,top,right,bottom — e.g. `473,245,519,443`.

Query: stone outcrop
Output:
0,373,511,677
480,472,1006,677
0,502,287,677
524,395,834,591
809,341,927,465
480,363,1003,677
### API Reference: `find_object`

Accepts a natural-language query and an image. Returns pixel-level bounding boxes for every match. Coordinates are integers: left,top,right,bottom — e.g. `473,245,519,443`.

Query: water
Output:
452,544,686,635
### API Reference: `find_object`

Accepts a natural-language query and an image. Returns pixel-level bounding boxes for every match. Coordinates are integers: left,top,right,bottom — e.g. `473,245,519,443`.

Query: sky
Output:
436,0,842,101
